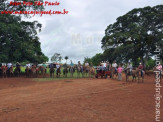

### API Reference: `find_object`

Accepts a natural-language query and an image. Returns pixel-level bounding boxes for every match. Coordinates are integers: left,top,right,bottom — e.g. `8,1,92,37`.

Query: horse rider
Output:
49,63,54,69
127,62,133,74
138,63,143,76
112,61,118,71
85,61,89,67
103,61,107,71
56,63,60,70
63,63,68,69
70,60,74,67
156,63,162,76
42,62,47,68
7,62,12,70
16,62,21,72
26,62,31,69
77,61,82,72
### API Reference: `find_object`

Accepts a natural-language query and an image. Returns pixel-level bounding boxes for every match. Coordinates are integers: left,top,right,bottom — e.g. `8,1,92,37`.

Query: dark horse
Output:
56,67,61,78
125,68,144,83
31,65,37,78
25,67,31,77
76,65,83,78
69,66,75,78
50,66,55,78
14,66,21,77
63,64,68,78
7,66,14,77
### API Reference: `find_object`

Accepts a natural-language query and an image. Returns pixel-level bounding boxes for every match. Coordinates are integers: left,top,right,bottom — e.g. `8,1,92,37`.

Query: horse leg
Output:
126,74,128,82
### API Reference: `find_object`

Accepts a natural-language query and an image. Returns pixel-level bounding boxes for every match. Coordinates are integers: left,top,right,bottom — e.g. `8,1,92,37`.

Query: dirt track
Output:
0,74,162,122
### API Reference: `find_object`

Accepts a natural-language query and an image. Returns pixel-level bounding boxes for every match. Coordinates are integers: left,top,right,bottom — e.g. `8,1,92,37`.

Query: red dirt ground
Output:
0,74,162,122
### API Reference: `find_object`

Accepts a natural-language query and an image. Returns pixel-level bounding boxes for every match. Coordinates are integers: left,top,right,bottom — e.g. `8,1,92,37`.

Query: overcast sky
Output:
26,0,162,64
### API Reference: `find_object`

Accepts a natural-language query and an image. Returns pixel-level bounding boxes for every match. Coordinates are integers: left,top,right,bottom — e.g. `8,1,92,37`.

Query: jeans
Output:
118,73,122,80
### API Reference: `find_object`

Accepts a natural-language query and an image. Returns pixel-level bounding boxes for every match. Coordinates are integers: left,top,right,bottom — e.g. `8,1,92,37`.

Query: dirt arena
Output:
0,74,162,122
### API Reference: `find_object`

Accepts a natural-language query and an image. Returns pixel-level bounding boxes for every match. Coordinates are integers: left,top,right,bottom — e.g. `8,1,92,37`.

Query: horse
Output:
125,68,144,83
25,67,31,77
76,65,82,78
8,66,14,77
40,66,46,78
63,65,68,78
1,65,7,78
83,66,89,77
36,66,41,77
14,66,21,77
110,67,118,79
69,66,75,78
88,66,96,78
50,66,55,78
31,65,37,78
56,67,61,78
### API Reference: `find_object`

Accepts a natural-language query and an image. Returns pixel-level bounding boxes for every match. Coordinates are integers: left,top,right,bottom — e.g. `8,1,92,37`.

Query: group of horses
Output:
0,64,96,78
110,67,145,83
0,65,20,78
1,64,162,84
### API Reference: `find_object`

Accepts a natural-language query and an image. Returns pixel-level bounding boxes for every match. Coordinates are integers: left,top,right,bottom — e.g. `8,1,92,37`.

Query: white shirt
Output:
26,64,31,68
7,63,12,68
85,63,89,67
103,63,107,67
56,64,60,69
112,63,117,68
127,64,132,69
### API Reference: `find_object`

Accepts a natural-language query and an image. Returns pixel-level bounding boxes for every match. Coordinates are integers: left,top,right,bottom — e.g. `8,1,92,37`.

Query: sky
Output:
26,0,163,64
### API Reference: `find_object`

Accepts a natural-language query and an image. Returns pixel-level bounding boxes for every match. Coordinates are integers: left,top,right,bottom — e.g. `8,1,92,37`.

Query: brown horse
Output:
14,66,21,77
41,66,46,78
69,66,75,78
110,67,118,79
1,65,7,78
56,67,61,78
25,67,31,77
125,68,144,83
83,66,90,77
9,66,14,77
88,66,96,78
31,65,37,78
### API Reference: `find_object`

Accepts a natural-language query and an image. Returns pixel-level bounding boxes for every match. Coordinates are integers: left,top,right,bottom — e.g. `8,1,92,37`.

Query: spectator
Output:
117,65,123,81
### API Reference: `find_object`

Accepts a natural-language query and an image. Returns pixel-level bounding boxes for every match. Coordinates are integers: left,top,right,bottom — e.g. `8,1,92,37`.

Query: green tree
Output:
101,5,163,69
91,53,104,66
0,14,48,63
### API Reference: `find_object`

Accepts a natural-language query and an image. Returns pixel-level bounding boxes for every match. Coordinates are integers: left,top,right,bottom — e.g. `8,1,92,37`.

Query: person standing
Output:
112,61,118,70
117,65,123,81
